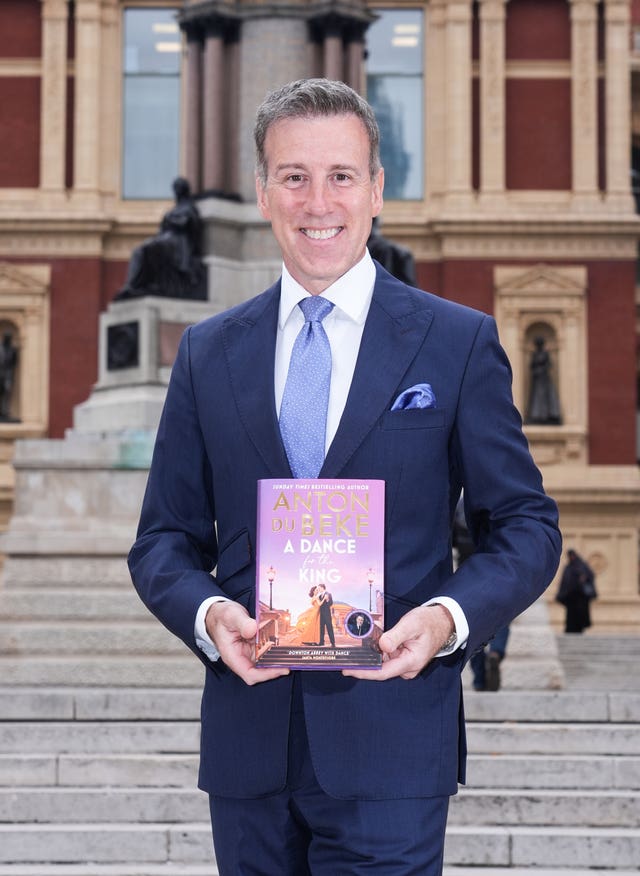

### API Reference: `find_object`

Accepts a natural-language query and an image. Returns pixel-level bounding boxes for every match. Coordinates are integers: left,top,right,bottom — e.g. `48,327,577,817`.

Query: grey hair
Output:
254,78,381,185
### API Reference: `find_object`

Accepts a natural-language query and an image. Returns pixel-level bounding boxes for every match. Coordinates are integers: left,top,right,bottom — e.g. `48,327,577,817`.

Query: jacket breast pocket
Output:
381,408,446,431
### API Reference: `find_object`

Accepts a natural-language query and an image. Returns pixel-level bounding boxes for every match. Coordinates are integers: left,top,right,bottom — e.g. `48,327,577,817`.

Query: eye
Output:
333,173,352,184
284,173,306,187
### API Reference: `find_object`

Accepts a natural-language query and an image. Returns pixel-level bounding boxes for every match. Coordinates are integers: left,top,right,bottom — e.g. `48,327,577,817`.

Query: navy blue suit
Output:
129,263,561,804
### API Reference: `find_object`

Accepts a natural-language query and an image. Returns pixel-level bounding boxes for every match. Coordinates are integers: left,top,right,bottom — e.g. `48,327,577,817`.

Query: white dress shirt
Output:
195,251,469,660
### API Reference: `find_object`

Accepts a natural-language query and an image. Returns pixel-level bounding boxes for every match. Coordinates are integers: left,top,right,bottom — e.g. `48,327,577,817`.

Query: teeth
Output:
303,227,341,240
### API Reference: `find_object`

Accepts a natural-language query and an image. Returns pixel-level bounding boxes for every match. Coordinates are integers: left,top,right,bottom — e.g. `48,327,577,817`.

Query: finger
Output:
343,651,418,681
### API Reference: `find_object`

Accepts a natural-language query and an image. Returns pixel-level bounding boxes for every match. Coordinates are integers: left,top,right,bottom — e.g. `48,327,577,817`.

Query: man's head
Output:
254,78,381,187
254,78,384,294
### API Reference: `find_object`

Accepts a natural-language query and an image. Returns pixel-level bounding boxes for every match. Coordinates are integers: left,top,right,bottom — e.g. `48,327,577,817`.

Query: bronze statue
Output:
525,336,562,425
116,177,207,301
0,331,18,421
367,217,417,286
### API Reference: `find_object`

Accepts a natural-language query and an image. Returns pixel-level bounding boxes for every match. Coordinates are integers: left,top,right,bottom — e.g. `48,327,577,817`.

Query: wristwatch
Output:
427,603,457,652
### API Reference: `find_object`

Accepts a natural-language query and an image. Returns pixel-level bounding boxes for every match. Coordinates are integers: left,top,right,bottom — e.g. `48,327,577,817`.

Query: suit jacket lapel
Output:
322,273,434,476
221,282,292,476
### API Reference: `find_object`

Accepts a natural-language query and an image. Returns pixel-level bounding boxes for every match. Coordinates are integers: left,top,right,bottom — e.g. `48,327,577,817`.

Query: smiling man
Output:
128,79,561,875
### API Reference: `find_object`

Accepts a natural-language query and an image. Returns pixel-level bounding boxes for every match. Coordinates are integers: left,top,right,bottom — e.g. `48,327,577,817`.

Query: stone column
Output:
426,0,448,199
184,26,203,192
323,23,344,81
570,0,599,202
445,0,473,207
478,0,507,199
202,20,226,194
604,0,634,209
345,30,366,93
39,0,68,193
73,0,102,197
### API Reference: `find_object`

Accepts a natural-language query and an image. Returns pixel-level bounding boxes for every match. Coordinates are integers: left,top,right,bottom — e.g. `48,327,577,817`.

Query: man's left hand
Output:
342,603,454,681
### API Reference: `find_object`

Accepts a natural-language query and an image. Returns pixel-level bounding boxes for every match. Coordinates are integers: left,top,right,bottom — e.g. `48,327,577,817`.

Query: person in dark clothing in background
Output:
556,548,596,633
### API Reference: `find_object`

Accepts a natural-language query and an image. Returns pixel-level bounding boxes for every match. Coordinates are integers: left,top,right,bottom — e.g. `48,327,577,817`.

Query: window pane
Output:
367,10,424,200
122,7,181,199
123,76,180,199
124,8,181,75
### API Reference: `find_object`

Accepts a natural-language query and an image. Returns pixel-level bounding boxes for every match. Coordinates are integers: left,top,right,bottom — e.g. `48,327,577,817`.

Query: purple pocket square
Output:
391,383,436,411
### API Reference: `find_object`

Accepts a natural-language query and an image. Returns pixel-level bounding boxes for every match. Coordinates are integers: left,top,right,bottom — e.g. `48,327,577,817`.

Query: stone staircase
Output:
0,539,639,876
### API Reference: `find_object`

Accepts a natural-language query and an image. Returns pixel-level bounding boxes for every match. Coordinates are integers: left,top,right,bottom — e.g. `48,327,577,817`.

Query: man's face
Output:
256,113,384,295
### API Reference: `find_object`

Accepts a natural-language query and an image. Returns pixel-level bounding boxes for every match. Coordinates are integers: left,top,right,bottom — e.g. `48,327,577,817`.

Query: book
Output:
255,478,385,670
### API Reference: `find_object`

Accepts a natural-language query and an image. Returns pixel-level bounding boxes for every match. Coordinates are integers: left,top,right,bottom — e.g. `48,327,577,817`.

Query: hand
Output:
205,601,290,686
342,603,454,681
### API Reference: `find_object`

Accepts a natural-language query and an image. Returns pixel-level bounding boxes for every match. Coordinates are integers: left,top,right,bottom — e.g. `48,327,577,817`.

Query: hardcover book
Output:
255,478,385,670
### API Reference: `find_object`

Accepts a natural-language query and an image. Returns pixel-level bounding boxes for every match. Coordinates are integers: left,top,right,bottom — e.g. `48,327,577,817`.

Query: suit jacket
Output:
128,263,561,801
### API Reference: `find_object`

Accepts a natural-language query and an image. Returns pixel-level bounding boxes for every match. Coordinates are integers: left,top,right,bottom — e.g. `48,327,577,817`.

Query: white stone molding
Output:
604,0,634,209
494,263,588,464
40,0,69,193
444,0,474,208
73,0,103,199
570,0,599,200
0,263,50,436
478,0,507,196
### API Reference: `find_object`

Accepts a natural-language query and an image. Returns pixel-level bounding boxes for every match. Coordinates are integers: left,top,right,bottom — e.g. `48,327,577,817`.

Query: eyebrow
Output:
272,163,361,176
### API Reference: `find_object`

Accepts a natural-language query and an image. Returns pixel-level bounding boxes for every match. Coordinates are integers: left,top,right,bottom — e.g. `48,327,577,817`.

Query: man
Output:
556,548,596,633
129,79,561,874
316,583,335,647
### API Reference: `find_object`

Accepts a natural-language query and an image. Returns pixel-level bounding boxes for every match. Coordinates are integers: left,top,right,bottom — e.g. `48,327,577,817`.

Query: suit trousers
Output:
209,676,450,875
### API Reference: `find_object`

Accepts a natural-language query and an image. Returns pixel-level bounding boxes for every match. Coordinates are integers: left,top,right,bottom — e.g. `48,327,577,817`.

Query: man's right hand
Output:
205,601,289,685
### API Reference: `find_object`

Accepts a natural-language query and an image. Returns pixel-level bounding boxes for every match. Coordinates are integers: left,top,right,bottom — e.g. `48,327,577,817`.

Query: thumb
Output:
238,614,258,639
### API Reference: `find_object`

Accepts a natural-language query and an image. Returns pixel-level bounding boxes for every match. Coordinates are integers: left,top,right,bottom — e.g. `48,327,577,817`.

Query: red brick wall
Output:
587,261,637,464
416,256,638,465
0,0,41,58
0,78,40,187
47,259,102,438
506,79,572,190
506,0,570,60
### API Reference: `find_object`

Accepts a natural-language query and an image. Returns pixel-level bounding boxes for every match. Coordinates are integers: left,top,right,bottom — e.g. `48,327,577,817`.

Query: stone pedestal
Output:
73,296,215,435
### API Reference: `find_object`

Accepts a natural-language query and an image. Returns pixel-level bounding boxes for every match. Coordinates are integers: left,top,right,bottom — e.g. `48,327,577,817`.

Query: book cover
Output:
255,478,385,670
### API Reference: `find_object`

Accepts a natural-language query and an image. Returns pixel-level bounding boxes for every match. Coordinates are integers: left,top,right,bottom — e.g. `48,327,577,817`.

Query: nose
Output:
304,178,331,214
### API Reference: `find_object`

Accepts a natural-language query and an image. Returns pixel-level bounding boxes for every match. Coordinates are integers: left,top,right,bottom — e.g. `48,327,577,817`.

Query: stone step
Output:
443,825,640,870
0,718,637,757
0,787,210,824
0,656,203,687
557,634,640,655
3,751,639,793
466,722,640,756
466,753,640,790
0,557,132,590
0,622,185,656
0,687,637,722
0,687,203,720
0,868,217,876
0,590,148,621
0,722,200,754
0,824,639,869
0,753,200,788
2,786,638,828
0,869,638,876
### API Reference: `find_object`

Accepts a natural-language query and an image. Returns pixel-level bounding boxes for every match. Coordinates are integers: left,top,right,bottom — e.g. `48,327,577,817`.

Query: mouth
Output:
301,227,343,240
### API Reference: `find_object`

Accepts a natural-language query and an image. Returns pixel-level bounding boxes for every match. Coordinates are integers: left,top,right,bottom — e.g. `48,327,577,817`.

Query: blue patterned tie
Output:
280,296,334,478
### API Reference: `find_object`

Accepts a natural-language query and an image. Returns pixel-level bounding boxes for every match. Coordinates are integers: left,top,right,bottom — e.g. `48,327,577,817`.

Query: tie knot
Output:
299,296,334,324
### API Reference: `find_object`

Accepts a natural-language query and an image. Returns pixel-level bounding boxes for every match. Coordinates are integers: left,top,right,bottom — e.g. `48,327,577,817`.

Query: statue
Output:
367,217,417,286
525,336,562,425
0,331,18,421
116,177,207,301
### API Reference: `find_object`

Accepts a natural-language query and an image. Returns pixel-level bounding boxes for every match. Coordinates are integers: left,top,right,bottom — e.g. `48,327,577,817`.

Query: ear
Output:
256,176,271,220
371,167,384,218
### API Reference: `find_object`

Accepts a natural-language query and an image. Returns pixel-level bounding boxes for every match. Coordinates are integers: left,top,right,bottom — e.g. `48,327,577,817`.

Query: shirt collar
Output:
278,251,376,329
